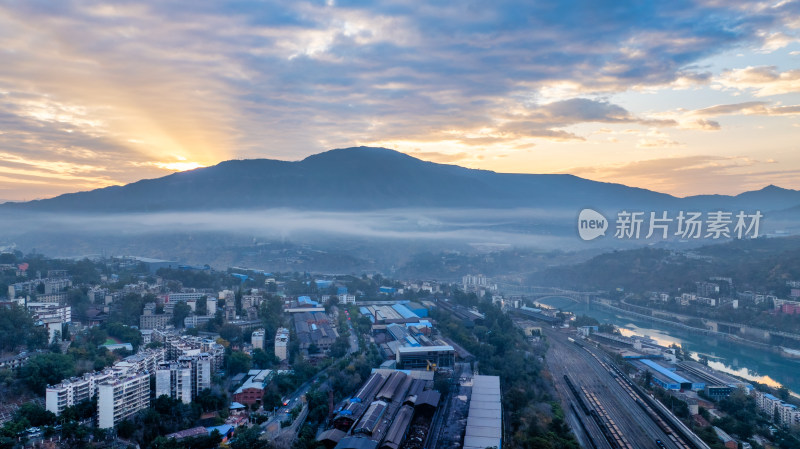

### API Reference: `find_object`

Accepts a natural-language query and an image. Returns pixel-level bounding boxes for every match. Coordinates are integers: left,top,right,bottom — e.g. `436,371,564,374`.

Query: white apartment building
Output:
46,371,114,416
46,349,164,417
155,361,192,404
252,329,266,351
338,294,356,305
162,292,205,303
275,327,289,361
185,354,213,397
27,303,72,323
97,372,150,429
206,298,217,316
753,390,800,426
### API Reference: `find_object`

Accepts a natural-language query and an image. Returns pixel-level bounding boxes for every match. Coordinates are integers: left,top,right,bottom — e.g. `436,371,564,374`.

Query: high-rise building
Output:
97,372,150,429
156,353,213,403
46,371,114,416
155,361,192,404
206,298,217,316
252,329,266,351
275,327,289,361
184,354,213,397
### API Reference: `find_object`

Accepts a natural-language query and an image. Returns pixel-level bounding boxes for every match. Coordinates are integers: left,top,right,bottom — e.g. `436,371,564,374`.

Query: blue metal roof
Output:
641,359,691,384
207,424,234,436
391,304,418,319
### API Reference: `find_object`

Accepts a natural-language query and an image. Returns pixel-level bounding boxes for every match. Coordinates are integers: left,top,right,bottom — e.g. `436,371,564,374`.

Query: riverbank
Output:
533,296,800,395
591,301,778,352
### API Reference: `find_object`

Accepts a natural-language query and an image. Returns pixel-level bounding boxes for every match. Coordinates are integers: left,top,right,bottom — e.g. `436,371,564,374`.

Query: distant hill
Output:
528,236,800,294
4,147,800,213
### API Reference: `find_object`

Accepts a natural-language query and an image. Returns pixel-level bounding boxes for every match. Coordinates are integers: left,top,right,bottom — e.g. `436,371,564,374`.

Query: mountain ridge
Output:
4,147,800,213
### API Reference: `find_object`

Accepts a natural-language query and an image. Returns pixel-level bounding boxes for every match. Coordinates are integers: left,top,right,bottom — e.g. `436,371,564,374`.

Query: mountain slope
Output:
4,147,799,213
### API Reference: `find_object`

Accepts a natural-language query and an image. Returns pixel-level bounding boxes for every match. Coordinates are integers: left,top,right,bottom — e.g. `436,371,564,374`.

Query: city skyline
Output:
1,1,799,201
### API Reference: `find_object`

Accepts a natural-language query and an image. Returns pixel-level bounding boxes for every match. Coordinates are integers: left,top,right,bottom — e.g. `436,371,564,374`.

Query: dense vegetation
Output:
433,291,578,449
530,238,800,296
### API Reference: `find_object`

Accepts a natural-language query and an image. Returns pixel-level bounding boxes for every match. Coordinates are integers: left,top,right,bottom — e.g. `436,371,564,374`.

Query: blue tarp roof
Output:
641,359,691,384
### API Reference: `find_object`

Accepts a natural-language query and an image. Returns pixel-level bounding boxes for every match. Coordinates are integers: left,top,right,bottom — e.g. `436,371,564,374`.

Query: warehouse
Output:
395,346,455,370
463,375,502,449
638,359,705,391
325,369,442,449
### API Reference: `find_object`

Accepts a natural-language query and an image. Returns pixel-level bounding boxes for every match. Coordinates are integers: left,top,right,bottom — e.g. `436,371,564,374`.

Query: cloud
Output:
715,66,800,96
691,100,800,117
566,155,800,196
0,1,798,198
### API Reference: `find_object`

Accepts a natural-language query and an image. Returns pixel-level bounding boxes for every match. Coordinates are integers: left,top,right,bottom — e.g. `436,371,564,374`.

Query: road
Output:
261,307,360,438
261,373,321,435
539,325,684,449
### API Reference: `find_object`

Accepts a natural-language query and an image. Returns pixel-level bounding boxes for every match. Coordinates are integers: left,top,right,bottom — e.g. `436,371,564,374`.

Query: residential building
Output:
156,361,192,404
46,371,114,416
752,390,800,425
252,329,266,351
183,354,213,397
27,302,72,323
275,327,289,361
338,294,356,305
140,303,172,330
97,371,150,429
696,281,720,297
162,292,206,303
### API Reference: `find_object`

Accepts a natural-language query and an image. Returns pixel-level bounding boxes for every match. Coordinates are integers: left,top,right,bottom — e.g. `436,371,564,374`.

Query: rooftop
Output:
464,375,502,449
641,359,691,384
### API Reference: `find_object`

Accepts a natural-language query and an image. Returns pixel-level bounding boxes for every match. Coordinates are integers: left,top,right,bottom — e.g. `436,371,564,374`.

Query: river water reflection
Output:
535,297,800,395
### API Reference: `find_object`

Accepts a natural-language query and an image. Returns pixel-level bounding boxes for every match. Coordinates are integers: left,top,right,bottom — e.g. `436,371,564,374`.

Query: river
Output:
534,296,800,395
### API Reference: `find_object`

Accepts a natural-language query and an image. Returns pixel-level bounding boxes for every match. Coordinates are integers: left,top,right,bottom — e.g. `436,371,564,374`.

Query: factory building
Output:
233,369,274,406
638,359,705,391
395,346,455,370
463,375,502,449
322,370,441,449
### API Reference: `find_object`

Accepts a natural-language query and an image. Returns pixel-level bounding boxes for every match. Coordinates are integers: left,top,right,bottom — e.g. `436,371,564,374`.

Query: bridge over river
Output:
495,284,602,304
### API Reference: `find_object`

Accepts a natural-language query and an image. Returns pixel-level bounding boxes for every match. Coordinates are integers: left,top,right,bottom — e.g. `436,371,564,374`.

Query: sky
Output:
1,0,799,201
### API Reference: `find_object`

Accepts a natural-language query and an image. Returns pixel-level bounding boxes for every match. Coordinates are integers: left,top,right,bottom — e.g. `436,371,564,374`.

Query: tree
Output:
777,385,790,401
252,348,278,369
0,305,47,351
227,352,252,375
262,391,282,411
229,425,272,449
15,403,55,427
19,353,76,394
172,302,192,328
220,324,243,343
196,296,208,316
330,336,350,359
117,419,136,440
